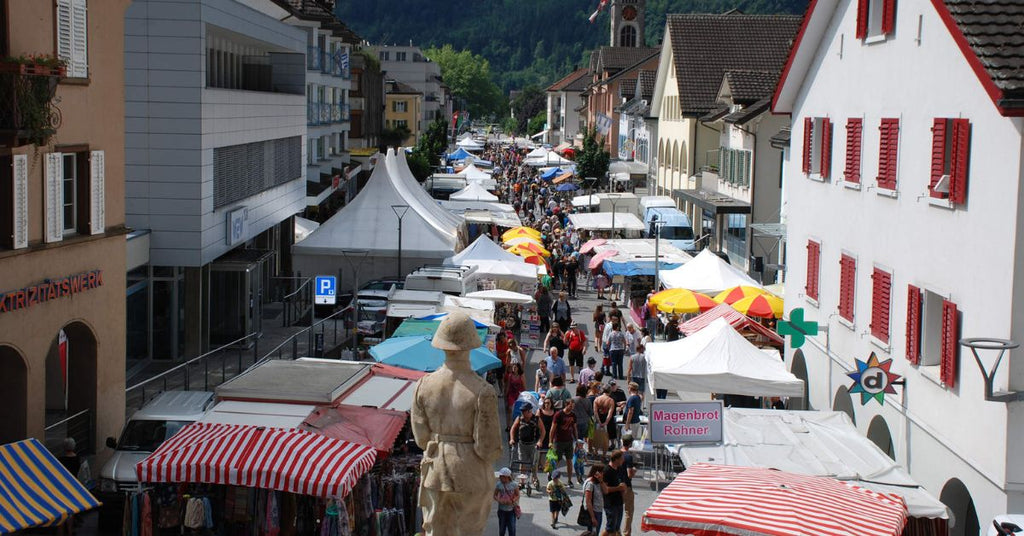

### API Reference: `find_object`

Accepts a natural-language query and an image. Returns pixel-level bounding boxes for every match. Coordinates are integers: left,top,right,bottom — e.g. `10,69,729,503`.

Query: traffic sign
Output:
777,307,819,348
314,275,337,305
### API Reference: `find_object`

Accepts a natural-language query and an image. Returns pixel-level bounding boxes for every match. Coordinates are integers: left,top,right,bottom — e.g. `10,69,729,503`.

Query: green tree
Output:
502,116,519,136
406,151,433,181
510,86,546,134
527,111,546,138
423,45,505,118
380,124,411,152
575,127,610,185
406,118,449,181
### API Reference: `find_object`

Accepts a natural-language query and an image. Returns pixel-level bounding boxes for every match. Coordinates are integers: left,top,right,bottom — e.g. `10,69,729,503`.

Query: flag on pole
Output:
451,111,459,131
589,0,608,23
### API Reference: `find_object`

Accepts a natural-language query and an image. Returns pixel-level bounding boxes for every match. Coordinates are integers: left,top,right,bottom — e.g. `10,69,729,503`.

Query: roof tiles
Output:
943,0,1024,96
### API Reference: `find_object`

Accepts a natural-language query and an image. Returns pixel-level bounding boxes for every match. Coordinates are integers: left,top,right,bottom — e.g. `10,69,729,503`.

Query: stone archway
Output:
832,385,856,425
45,321,98,452
866,415,895,459
788,350,810,410
941,478,980,536
0,345,28,444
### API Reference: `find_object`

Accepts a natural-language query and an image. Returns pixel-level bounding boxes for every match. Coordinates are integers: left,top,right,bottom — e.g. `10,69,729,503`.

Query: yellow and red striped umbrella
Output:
509,242,551,257
653,289,717,314
730,293,784,319
502,226,541,242
713,285,768,305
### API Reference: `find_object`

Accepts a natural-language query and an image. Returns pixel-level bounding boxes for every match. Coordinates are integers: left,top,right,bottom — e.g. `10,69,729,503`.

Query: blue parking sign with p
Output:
315,275,336,305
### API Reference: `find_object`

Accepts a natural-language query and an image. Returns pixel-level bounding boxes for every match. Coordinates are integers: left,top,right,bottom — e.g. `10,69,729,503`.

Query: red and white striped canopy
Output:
136,422,376,498
642,463,908,536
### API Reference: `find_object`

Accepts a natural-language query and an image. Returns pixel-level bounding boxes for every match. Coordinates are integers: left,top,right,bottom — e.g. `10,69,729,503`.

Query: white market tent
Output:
571,195,601,208
449,181,498,202
660,248,762,293
593,239,693,265
294,216,320,242
440,201,522,228
457,137,485,152
293,150,464,286
447,234,523,265
525,151,573,167
465,289,535,304
646,318,804,397
567,211,646,232
675,408,949,520
525,147,547,158
444,235,540,284
457,163,491,180
391,150,466,231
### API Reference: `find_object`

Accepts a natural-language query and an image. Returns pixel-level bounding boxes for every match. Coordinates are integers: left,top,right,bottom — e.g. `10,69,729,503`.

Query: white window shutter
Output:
89,150,105,235
56,0,73,69
12,155,29,249
44,153,64,243
71,0,89,78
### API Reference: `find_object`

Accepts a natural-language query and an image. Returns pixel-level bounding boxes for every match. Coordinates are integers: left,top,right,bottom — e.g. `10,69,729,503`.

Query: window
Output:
838,254,856,322
805,240,820,302
380,51,389,61
930,118,971,203
42,149,104,242
56,0,88,78
801,117,833,178
619,26,637,47
62,153,77,234
393,101,407,113
396,52,407,61
396,119,408,128
876,118,899,190
856,0,896,40
870,267,892,343
213,137,301,208
719,148,752,186
844,118,863,183
914,287,960,388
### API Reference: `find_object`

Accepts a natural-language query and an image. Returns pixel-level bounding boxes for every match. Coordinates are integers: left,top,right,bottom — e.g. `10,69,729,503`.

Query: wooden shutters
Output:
844,118,862,183
881,0,897,34
802,117,813,174
857,0,896,38
12,155,29,249
929,118,948,197
56,0,88,78
940,300,959,388
820,118,832,179
877,118,899,190
839,254,856,321
906,285,922,365
89,150,105,235
870,268,892,343
806,240,820,301
856,0,870,38
949,119,971,204
44,152,64,243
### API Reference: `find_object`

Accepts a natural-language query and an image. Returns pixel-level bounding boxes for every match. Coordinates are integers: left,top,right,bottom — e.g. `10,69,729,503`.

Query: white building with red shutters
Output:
772,0,1024,531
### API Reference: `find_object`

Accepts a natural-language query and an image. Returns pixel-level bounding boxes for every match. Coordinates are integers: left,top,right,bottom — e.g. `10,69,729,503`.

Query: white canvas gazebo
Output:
449,181,498,202
660,248,762,293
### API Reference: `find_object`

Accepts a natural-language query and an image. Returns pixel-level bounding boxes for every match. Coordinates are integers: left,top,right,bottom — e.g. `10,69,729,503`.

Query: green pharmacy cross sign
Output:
777,307,819,348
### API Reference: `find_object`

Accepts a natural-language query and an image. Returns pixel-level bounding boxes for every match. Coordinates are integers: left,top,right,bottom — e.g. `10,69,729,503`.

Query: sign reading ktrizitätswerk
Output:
648,401,724,444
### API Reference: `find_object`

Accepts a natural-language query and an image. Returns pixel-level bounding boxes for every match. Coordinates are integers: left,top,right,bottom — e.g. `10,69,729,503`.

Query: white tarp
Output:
526,151,573,167
660,248,762,293
647,318,804,397
593,239,693,264
449,181,498,202
572,195,601,208
567,212,646,231
465,289,535,304
676,408,949,520
457,163,491,180
457,137,485,151
294,216,320,242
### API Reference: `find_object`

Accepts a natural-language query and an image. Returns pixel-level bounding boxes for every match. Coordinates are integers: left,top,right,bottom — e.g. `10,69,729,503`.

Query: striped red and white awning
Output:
136,422,376,498
642,463,908,536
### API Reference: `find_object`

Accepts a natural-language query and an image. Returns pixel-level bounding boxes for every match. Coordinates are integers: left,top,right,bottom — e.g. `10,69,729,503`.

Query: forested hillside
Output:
336,0,807,93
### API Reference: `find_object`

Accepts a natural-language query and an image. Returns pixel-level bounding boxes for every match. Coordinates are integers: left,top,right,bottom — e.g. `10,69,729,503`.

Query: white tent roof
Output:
660,248,762,293
465,289,535,304
446,234,523,265
526,147,547,158
457,163,491,180
461,259,540,284
676,408,949,519
525,151,573,167
572,195,601,208
647,318,804,397
293,152,457,257
567,212,646,231
449,181,498,202
457,137,485,151
391,150,465,231
294,216,320,242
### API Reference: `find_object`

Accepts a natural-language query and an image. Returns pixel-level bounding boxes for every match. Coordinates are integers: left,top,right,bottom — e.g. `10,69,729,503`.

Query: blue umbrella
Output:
555,183,579,192
369,335,501,374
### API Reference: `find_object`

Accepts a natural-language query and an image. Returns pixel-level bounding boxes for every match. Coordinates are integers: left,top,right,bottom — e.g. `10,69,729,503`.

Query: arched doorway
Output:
866,415,895,459
788,350,810,410
0,345,28,444
941,478,980,536
832,385,856,425
45,322,98,453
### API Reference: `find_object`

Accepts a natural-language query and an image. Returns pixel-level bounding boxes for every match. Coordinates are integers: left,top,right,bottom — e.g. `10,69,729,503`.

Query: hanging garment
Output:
140,492,152,536
184,497,205,529
264,491,280,536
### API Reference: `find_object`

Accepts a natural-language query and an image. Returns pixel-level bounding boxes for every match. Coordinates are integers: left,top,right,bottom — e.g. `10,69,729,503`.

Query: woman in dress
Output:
592,305,606,353
505,362,526,425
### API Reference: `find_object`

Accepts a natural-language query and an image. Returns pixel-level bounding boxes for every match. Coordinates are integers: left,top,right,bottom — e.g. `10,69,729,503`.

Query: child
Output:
573,439,587,485
546,470,570,529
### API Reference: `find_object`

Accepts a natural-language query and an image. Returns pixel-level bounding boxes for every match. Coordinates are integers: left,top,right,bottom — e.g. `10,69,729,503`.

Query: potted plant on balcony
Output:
0,54,66,146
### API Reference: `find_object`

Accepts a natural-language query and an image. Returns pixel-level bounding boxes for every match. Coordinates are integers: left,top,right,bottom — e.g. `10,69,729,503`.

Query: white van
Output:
638,195,677,220
404,265,478,296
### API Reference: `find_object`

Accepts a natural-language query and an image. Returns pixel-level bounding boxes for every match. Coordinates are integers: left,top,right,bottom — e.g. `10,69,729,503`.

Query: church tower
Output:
609,0,645,47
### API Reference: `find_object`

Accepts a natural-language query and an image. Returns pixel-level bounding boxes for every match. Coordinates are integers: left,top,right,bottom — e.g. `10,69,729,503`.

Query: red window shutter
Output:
820,118,832,179
844,118,862,183
806,240,820,301
906,285,921,365
930,118,947,198
802,117,813,174
949,119,971,204
870,268,891,343
877,119,899,190
881,0,896,35
940,300,959,388
856,0,870,38
839,254,855,321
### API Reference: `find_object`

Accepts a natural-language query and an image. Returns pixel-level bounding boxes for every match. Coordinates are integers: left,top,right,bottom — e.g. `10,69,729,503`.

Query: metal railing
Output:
272,276,313,327
124,332,261,416
307,102,320,125
256,305,353,365
307,46,324,71
44,409,92,456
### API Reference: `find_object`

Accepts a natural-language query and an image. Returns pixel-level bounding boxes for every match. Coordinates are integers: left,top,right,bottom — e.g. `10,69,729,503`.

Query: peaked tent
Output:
457,137,485,151
446,147,474,162
446,234,525,265
526,147,547,158
660,248,762,293
457,163,491,180
445,235,540,284
647,318,804,396
449,181,499,202
392,150,466,231
526,151,573,167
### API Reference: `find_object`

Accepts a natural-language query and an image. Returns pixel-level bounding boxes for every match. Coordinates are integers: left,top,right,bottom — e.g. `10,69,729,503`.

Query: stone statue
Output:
411,312,502,536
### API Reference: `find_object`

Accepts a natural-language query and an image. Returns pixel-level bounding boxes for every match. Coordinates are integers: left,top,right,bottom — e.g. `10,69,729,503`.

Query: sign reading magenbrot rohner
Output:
648,401,724,444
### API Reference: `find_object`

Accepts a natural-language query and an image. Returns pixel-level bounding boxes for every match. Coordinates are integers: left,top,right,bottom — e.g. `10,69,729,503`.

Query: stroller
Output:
509,442,541,497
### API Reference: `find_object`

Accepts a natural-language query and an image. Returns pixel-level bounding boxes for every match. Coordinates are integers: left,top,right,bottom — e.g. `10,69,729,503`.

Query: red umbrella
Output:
642,463,908,536
588,249,619,270
579,238,607,254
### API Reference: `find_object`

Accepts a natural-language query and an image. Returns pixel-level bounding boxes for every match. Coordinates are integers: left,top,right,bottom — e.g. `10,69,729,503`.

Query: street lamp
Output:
652,217,666,339
340,248,369,353
606,193,623,236
391,204,410,277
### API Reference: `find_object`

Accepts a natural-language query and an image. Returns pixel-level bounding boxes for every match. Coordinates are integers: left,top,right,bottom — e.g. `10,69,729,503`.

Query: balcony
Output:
0,61,65,146
307,46,324,72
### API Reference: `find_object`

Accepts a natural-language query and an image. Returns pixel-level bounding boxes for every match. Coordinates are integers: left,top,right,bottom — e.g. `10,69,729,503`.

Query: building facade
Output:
545,67,589,146
773,0,1024,531
384,80,422,146
349,49,384,152
372,45,448,134
0,0,130,458
125,0,307,360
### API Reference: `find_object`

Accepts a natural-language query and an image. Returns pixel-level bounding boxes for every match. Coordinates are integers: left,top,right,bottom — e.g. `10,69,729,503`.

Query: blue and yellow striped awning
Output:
0,438,101,534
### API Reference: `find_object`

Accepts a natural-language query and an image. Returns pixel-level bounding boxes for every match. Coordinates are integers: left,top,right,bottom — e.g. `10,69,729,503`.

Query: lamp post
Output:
391,204,410,277
607,193,622,236
340,248,369,353
652,217,665,339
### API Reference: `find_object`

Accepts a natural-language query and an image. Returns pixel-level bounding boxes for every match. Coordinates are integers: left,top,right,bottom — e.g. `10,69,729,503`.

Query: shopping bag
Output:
576,505,590,527
560,494,572,516
586,419,595,439
591,424,609,452
514,504,522,519
545,447,558,472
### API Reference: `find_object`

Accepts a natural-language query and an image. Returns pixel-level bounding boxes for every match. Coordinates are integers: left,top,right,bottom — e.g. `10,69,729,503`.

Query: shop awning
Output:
302,405,408,457
680,303,784,345
0,439,101,533
136,423,376,498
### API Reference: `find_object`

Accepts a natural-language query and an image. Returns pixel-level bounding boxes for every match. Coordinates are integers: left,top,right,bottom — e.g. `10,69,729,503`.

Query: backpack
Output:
518,415,539,443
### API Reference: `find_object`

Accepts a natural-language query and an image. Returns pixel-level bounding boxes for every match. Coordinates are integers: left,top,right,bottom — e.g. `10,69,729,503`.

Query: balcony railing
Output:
307,101,320,125
0,61,65,146
309,102,352,125
307,46,324,72
319,102,331,124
